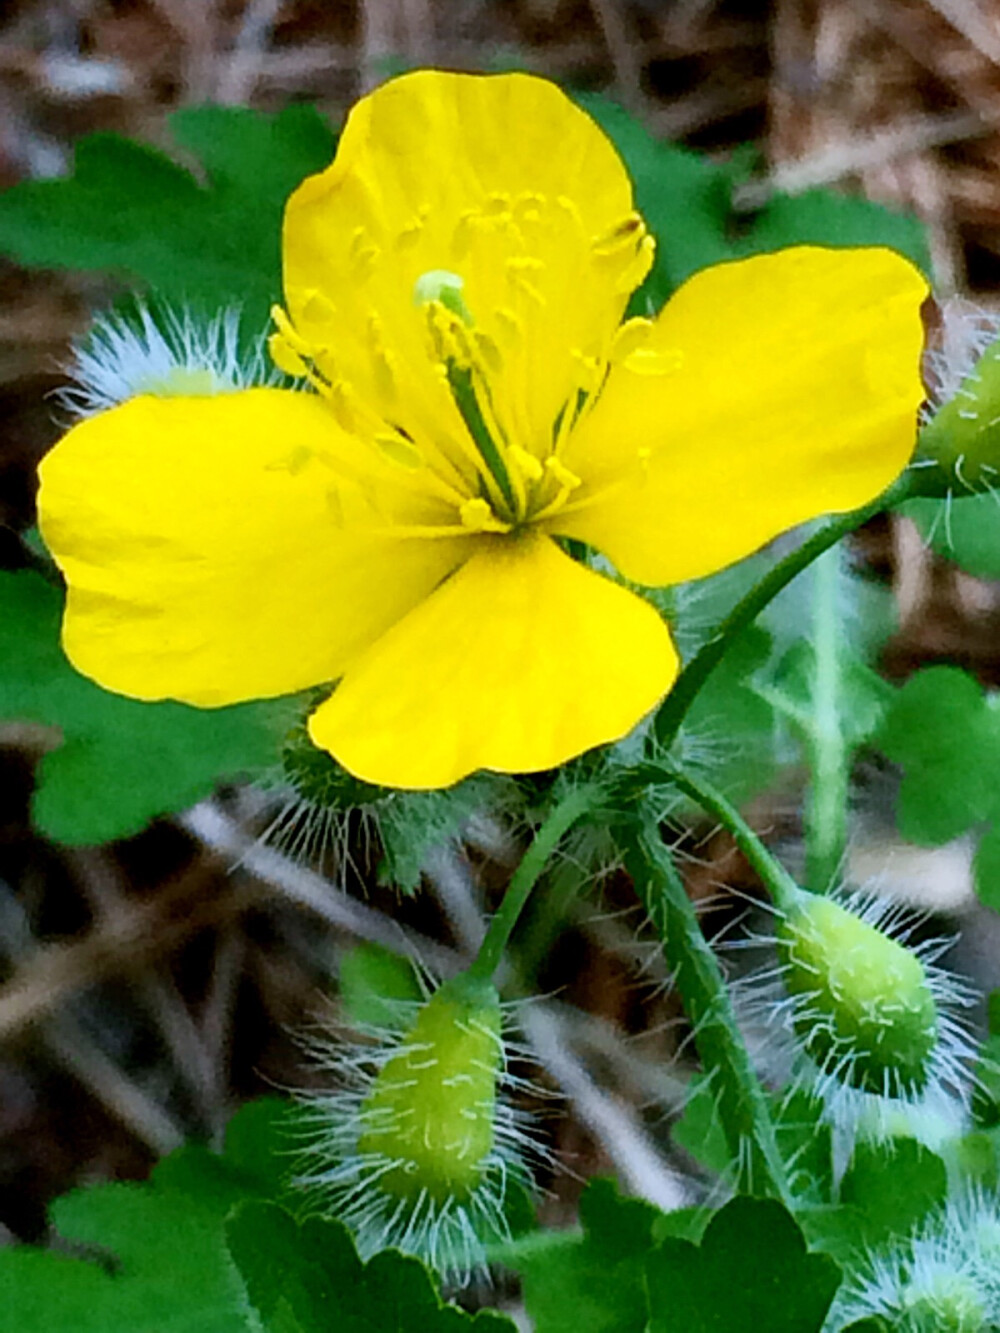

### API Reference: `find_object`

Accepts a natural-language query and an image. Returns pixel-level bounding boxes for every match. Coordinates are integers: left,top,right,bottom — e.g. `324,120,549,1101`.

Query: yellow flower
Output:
37,72,928,790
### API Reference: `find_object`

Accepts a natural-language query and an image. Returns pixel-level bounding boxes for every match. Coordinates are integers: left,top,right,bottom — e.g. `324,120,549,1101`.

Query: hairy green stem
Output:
652,470,922,751
804,547,849,893
648,764,800,914
623,816,792,1203
468,783,602,982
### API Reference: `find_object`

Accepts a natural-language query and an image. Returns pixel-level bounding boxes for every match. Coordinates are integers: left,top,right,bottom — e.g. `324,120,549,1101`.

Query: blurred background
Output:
3,0,1000,1264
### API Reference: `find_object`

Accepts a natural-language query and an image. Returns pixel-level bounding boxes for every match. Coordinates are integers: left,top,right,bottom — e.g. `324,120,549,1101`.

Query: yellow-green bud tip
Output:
413,269,472,323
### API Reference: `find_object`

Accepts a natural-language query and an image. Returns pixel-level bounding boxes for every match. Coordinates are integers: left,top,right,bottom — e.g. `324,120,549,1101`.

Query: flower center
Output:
270,192,672,536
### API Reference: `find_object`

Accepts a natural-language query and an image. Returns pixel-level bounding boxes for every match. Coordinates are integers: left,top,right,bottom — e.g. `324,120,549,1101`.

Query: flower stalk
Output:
467,781,605,982
621,814,792,1204
652,468,931,754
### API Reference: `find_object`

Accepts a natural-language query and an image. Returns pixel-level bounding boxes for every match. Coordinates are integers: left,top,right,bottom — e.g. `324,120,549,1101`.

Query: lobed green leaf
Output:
0,570,296,844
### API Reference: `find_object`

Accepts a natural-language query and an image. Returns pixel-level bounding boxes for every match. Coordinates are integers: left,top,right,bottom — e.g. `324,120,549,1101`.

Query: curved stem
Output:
468,782,603,982
653,471,921,751
648,763,800,914
804,546,849,893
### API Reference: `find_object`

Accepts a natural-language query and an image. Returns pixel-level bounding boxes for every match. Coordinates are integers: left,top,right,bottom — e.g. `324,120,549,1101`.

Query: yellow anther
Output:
545,456,582,492
365,314,398,402
611,316,655,364
509,445,543,483
426,302,472,369
268,332,309,379
460,497,510,533
592,212,644,258
269,305,312,354
556,195,585,232
514,192,546,226
327,380,359,434
507,257,545,305
265,444,313,476
375,432,423,470
616,233,656,295
300,289,338,325
484,192,511,215
473,329,503,374
572,349,604,394
396,210,428,251
352,244,380,281
622,344,684,376
494,308,522,349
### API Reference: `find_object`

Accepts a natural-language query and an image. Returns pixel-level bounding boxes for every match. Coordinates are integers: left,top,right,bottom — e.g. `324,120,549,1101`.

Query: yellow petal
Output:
38,390,469,706
282,71,643,474
308,532,678,789
551,246,929,585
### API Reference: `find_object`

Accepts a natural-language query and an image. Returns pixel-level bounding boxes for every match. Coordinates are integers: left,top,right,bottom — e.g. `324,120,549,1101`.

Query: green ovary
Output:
357,974,502,1202
778,894,938,1096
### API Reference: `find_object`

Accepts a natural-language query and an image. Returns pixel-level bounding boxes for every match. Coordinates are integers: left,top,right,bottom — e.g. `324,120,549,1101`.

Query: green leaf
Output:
0,1098,290,1332
741,188,931,274
680,626,780,805
876,665,999,845
644,1197,840,1333
674,1083,832,1204
972,991,1000,1128
0,103,335,328
904,493,1000,581
576,93,929,311
226,1201,515,1333
761,640,893,749
974,820,1000,913
0,570,295,843
839,1139,947,1252
672,1075,732,1175
516,1178,673,1333
338,942,422,1028
801,1138,948,1272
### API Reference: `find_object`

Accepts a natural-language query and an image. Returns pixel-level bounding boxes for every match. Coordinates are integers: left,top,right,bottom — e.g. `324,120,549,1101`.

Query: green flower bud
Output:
357,973,502,1202
920,299,1000,488
294,971,541,1281
777,891,937,1097
902,1275,989,1333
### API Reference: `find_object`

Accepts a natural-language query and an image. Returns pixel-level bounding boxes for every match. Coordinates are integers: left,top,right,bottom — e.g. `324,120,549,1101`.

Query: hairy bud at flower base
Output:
828,1190,1000,1331
777,891,937,1097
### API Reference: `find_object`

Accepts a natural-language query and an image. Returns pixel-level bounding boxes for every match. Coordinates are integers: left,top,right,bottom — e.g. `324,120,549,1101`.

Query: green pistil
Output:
446,362,518,519
414,267,518,522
